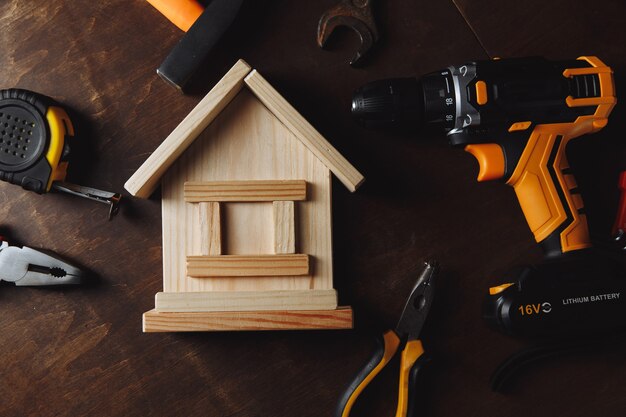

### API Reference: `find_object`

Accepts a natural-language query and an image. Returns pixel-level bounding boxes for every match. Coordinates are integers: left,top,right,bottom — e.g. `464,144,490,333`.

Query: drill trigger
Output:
464,143,505,182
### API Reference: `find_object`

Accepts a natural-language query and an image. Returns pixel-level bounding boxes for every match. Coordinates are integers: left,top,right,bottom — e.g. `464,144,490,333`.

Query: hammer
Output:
148,0,244,92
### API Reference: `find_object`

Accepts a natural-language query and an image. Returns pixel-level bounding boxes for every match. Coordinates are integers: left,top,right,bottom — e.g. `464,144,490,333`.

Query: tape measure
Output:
0,89,120,219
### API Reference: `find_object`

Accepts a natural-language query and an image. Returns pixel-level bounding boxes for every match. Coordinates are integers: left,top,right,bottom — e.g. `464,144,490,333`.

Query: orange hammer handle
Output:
146,0,204,32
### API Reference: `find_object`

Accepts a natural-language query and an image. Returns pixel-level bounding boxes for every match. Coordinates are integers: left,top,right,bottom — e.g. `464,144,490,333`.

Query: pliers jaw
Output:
395,261,437,342
316,0,379,66
0,242,84,286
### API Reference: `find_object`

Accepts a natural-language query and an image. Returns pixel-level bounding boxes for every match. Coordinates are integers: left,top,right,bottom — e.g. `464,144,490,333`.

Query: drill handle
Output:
506,126,591,256
465,124,595,257
463,56,616,257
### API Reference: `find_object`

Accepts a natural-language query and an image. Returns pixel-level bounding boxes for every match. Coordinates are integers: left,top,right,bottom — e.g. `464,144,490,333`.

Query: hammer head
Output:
157,0,244,92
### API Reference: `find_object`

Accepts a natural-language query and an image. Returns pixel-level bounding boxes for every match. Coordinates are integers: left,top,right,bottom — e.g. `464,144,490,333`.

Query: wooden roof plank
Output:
124,59,253,198
244,70,365,192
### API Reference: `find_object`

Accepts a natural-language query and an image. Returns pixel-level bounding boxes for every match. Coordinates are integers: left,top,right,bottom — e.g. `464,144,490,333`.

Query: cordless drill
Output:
352,56,623,338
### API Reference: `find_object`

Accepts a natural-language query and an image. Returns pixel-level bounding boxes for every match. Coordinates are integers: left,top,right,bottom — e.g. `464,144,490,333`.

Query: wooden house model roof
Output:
124,59,364,198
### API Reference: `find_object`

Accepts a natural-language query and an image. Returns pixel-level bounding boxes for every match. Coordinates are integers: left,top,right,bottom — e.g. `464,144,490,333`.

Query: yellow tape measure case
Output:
0,89,72,193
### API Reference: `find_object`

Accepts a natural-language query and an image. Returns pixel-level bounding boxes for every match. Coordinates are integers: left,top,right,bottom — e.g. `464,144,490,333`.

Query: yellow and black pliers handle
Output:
335,262,437,417
335,330,428,417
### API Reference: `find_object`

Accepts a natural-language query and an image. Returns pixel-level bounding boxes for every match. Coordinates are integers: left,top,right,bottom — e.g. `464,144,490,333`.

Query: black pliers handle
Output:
335,262,437,417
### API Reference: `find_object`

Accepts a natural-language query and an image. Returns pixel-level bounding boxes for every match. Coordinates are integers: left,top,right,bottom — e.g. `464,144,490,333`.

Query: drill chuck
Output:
351,70,464,130
351,78,424,129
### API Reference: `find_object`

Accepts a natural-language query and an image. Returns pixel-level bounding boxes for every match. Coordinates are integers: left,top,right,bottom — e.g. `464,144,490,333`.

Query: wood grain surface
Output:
153,289,338,312
183,180,308,202
143,306,353,332
186,254,310,277
0,1,625,416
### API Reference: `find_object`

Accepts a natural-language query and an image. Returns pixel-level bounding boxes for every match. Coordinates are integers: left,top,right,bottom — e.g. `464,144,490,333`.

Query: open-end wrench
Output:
317,0,379,66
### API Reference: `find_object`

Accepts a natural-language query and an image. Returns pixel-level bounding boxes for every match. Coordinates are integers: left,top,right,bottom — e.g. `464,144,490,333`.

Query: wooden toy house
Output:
125,60,364,332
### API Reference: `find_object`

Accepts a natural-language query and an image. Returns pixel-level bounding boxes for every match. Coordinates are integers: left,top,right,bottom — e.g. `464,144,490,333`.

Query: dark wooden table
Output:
1,1,626,416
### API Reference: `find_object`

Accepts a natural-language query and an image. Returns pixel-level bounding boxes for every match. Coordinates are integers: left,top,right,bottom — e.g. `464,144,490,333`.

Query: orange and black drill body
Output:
441,56,614,257
352,56,622,337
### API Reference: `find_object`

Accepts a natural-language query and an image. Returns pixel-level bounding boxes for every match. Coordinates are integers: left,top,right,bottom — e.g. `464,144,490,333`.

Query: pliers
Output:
0,240,83,286
335,261,437,417
317,0,379,66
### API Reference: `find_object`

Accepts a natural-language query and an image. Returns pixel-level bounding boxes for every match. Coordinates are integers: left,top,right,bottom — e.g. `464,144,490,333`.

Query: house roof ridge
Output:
124,59,363,198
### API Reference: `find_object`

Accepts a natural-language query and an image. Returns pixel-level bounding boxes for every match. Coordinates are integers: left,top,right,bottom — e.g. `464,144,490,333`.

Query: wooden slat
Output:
273,201,295,254
244,70,365,192
184,180,306,202
143,307,353,332
194,202,221,255
124,59,252,198
155,289,337,312
187,254,309,277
